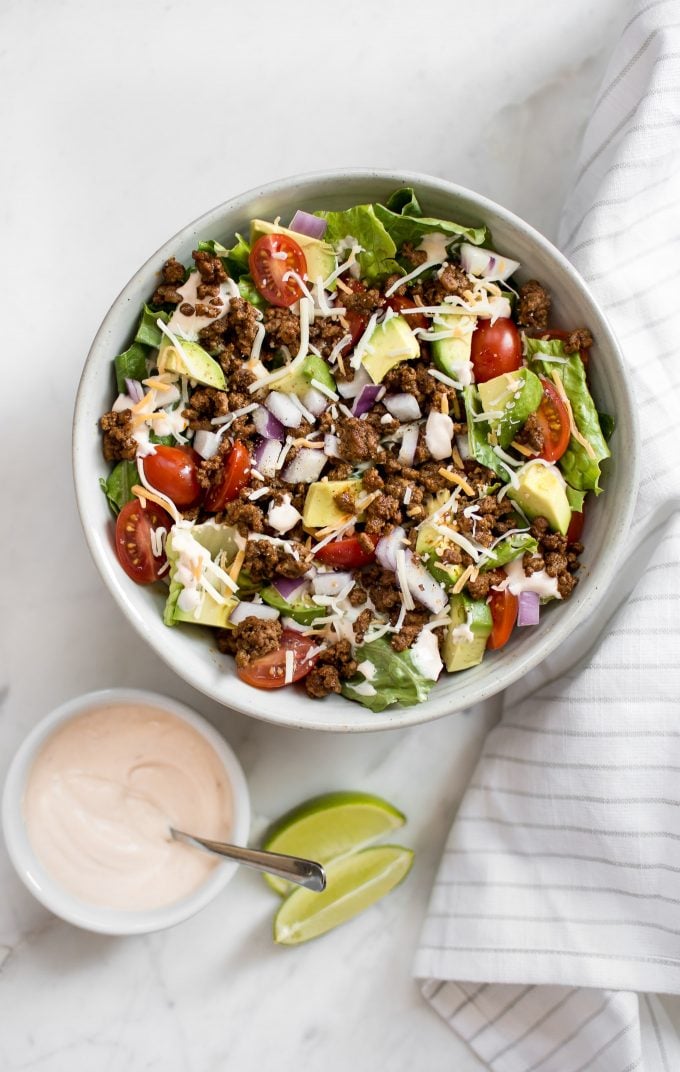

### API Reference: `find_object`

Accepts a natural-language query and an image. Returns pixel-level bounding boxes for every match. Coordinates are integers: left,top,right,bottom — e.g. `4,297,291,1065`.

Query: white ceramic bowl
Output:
73,169,638,732
2,688,250,934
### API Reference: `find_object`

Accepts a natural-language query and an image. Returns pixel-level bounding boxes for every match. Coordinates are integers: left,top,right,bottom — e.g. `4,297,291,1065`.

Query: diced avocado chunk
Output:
274,354,336,398
478,368,543,448
361,315,420,383
250,219,336,283
415,522,464,590
164,522,240,628
431,313,476,382
158,338,226,390
303,480,363,529
442,593,492,672
509,461,571,535
260,586,322,626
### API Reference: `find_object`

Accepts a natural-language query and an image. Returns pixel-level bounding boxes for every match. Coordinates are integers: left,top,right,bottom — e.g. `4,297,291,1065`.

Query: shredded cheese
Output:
439,394,449,415
451,563,475,595
510,439,536,457
395,548,416,611
384,259,443,297
427,368,463,390
284,648,295,685
451,444,464,469
310,378,339,401
437,469,475,496
248,298,312,393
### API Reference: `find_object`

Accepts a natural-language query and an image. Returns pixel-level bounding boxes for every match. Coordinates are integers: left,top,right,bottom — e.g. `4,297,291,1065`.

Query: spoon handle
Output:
171,828,326,892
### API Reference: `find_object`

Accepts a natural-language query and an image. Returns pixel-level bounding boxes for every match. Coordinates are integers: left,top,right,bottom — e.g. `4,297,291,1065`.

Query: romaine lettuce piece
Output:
99,460,137,514
526,337,611,493
114,342,148,393
462,387,514,482
566,486,586,513
373,187,490,252
314,204,400,282
198,235,251,280
134,304,170,348
341,638,435,712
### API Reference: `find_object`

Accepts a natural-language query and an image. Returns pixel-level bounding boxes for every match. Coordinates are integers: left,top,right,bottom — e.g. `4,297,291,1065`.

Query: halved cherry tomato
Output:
385,294,428,332
237,630,320,690
487,589,519,651
249,234,307,308
470,317,522,383
205,442,251,513
144,445,202,507
315,534,378,569
535,378,571,463
567,506,585,543
115,499,172,585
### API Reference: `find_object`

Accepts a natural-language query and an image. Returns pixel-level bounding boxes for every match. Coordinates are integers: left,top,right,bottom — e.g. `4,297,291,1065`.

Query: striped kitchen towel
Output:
414,2,680,1069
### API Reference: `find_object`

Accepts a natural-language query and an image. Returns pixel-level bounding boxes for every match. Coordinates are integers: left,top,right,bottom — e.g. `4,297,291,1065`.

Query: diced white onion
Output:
425,410,454,460
398,424,419,465
229,602,280,625
267,496,302,534
384,393,422,421
255,439,283,477
459,242,520,282
324,434,341,458
193,429,221,460
265,391,302,428
336,366,371,399
404,551,448,613
281,447,328,484
301,387,329,417
312,571,353,596
375,526,407,571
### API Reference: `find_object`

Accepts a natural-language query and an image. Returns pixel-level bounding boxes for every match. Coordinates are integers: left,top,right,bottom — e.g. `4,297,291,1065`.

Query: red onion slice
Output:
253,405,285,440
517,590,540,627
253,437,282,477
229,601,281,625
125,377,145,403
352,384,383,416
273,576,306,601
289,210,328,240
281,447,328,484
459,242,520,282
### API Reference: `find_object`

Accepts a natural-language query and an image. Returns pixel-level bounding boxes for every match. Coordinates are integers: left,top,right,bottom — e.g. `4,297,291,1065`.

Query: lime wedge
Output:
274,845,414,945
262,791,405,896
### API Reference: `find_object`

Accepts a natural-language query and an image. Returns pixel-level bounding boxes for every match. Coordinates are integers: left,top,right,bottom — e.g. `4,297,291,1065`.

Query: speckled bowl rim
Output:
72,168,639,732
2,688,251,934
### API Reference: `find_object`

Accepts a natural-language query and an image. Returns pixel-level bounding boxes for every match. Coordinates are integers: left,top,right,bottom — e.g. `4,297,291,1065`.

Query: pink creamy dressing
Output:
24,703,233,911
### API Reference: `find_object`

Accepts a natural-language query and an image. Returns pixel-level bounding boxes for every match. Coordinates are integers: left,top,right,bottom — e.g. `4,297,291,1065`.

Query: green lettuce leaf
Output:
526,338,611,493
341,638,434,712
237,274,267,309
315,205,401,282
462,387,514,482
99,460,137,514
134,305,170,348
566,486,586,513
373,189,490,252
384,186,423,217
199,233,251,279
114,342,148,393
480,532,537,571
598,411,616,442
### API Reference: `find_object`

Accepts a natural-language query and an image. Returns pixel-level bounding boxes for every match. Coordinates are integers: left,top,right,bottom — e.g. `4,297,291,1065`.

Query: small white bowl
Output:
73,169,639,731
2,688,250,935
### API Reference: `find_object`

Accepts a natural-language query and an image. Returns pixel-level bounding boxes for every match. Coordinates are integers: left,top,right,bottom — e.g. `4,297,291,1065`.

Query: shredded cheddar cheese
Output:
551,370,597,460
438,469,475,496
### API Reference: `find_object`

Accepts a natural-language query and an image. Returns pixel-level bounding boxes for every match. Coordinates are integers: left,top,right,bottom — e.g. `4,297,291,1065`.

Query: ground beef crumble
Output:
100,409,136,461
304,640,357,698
216,618,282,668
517,279,551,329
564,328,593,354
242,538,312,582
515,412,545,455
183,386,229,430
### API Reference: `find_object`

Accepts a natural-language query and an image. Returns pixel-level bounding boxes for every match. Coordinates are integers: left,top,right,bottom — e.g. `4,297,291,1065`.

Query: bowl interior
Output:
2,689,251,934
73,170,637,732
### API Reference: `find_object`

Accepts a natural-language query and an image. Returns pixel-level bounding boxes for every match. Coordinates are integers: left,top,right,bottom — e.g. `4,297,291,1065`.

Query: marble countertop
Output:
0,1,630,1067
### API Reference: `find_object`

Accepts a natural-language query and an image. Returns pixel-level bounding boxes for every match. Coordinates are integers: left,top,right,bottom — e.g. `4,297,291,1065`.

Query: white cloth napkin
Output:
414,2,680,1069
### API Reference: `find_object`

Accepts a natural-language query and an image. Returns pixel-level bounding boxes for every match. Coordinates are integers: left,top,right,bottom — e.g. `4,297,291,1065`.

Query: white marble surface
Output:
0,1,631,1068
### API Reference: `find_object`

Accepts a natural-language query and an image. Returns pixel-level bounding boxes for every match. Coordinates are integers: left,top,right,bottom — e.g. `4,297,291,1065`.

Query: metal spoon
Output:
170,828,326,892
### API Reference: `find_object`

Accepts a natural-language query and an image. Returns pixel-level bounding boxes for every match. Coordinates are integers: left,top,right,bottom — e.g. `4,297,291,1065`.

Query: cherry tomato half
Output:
470,317,522,383
115,499,172,585
535,378,571,464
144,445,202,507
249,234,307,308
385,294,428,332
237,630,320,690
567,507,585,544
315,534,378,569
204,442,251,513
487,588,519,651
